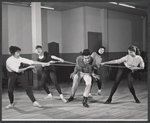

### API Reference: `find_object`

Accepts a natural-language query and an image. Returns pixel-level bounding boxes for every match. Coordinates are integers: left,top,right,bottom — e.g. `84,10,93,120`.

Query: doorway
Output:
88,32,102,53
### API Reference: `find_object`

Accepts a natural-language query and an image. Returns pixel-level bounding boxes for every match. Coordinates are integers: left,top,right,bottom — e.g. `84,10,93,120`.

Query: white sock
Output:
48,93,52,96
98,89,101,92
33,101,37,103
60,94,64,98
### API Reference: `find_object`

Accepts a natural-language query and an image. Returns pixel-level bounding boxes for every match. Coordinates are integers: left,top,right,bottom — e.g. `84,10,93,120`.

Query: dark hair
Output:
35,45,42,49
81,49,91,56
99,46,105,50
9,46,21,55
96,46,106,55
128,45,141,55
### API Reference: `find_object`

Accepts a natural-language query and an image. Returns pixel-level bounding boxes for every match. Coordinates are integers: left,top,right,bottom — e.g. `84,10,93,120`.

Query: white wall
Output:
42,10,62,52
2,4,144,54
85,7,102,32
61,7,84,53
2,4,9,54
2,5,62,54
84,7,102,48
85,7,108,49
2,4,32,54
108,11,143,52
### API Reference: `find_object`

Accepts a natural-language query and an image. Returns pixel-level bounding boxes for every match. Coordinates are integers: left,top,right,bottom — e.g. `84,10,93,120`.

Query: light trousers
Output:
71,72,92,97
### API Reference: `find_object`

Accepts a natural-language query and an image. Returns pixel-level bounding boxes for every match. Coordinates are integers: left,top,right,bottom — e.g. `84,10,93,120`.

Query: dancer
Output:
68,49,95,108
6,46,50,109
35,45,67,103
89,46,105,97
101,45,144,104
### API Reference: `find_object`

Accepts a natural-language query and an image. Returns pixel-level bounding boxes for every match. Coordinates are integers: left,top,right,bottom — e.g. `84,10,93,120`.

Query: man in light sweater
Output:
68,49,95,108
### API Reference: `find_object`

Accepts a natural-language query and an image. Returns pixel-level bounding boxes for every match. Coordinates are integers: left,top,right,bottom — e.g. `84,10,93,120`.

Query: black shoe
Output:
67,96,74,102
83,102,89,108
104,99,112,104
82,96,89,108
134,97,140,103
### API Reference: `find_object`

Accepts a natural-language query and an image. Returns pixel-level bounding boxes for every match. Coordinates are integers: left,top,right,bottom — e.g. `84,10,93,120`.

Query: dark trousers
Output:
95,68,102,90
41,71,62,94
91,68,102,92
7,72,36,104
107,67,138,101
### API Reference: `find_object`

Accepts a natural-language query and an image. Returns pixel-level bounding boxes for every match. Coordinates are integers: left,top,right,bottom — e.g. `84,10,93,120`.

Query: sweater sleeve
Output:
139,56,145,68
20,57,34,65
115,55,127,64
6,59,19,72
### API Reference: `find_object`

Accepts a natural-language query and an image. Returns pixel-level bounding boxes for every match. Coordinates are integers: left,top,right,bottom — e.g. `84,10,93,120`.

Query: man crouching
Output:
68,49,95,108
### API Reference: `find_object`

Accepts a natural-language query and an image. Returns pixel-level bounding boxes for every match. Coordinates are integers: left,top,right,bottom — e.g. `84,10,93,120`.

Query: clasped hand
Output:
128,66,138,71
100,62,105,66
59,58,64,63
70,73,76,79
29,65,35,69
42,62,51,67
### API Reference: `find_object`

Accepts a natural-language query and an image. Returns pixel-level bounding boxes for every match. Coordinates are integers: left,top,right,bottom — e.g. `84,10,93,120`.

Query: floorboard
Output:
2,78,148,121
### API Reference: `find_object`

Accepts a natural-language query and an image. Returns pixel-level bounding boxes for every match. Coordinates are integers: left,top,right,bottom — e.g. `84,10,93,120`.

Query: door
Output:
88,32,102,53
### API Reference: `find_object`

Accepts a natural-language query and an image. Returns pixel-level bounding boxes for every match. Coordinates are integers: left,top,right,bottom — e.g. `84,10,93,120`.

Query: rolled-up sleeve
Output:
115,56,127,64
139,56,145,68
20,57,34,65
6,59,19,72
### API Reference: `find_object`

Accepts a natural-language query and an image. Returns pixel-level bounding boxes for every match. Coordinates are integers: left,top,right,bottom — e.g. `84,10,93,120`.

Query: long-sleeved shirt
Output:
91,52,102,68
115,55,144,68
73,55,95,74
6,56,34,72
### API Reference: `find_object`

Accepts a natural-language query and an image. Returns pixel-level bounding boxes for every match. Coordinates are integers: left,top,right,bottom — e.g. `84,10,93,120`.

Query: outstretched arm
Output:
101,56,127,66
21,57,50,67
33,61,50,66
7,65,35,73
101,60,119,66
51,55,64,62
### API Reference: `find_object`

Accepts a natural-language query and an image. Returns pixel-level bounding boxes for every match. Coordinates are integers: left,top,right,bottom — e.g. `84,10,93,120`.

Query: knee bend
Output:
114,83,119,87
128,85,133,90
25,87,31,92
8,90,13,94
74,74,79,79
86,83,91,86
84,75,92,85
85,80,92,86
96,79,101,83
83,75,91,81
54,83,59,87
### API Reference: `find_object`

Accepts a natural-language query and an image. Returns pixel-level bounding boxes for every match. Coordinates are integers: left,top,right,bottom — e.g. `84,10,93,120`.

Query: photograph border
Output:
0,0,149,122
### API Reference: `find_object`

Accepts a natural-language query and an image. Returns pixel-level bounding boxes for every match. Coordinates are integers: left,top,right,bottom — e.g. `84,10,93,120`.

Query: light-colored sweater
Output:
6,56,33,72
91,52,102,68
115,55,144,68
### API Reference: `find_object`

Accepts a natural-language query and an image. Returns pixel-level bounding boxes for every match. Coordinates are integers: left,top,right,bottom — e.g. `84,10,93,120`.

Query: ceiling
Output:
3,2,148,16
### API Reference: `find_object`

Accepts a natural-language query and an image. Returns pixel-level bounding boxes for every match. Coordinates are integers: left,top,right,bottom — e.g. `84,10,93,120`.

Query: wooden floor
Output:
2,78,148,121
